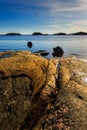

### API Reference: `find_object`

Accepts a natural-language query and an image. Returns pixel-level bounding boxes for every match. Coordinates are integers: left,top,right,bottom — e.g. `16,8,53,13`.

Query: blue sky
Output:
0,0,87,34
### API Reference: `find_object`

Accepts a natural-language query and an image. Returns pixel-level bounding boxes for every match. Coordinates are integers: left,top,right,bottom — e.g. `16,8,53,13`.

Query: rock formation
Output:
0,51,87,130
27,41,33,48
52,46,64,57
0,51,57,130
41,56,87,130
34,50,50,56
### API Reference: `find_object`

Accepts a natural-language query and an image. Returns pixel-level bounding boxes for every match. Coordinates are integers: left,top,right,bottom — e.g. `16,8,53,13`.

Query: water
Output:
0,35,87,59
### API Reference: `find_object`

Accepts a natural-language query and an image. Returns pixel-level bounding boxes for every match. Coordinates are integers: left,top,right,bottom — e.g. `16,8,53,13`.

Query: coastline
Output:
0,50,87,129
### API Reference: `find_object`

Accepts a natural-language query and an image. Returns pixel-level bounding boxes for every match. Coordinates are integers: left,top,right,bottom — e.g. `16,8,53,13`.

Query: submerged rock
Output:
0,51,87,130
34,50,50,56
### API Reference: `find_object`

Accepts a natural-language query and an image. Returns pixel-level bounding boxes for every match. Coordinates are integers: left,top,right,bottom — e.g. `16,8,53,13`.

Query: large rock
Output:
39,56,87,130
0,51,87,130
52,46,64,57
0,51,57,130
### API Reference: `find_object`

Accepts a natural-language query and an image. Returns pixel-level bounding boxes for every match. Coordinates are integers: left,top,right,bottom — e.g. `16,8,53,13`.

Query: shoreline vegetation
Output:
0,31,87,36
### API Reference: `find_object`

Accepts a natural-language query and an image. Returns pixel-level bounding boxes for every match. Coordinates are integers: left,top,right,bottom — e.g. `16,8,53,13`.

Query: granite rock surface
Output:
0,51,87,130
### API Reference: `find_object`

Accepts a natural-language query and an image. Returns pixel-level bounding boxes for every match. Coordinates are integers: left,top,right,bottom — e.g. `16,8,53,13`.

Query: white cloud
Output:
1,0,87,33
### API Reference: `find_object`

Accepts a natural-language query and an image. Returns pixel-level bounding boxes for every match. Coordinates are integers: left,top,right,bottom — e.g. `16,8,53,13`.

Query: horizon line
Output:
0,31,87,35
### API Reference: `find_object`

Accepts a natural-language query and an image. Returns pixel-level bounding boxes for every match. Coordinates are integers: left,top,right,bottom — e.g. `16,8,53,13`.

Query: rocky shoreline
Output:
0,51,87,130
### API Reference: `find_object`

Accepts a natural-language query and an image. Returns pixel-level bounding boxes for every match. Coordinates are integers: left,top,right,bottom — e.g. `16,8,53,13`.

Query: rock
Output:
56,57,87,130
27,41,33,48
39,57,87,130
34,50,50,56
52,46,64,57
0,51,87,130
0,51,57,130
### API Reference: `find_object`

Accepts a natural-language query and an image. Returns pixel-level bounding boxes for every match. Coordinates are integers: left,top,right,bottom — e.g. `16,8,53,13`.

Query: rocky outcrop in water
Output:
0,51,87,130
34,50,50,56
52,46,64,57
27,41,33,48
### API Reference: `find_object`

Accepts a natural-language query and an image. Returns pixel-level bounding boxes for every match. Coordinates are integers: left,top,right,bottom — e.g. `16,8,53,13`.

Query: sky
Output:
0,0,87,34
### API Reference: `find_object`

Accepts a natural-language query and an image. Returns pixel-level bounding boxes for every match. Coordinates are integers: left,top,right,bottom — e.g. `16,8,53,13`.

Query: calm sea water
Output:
0,35,87,59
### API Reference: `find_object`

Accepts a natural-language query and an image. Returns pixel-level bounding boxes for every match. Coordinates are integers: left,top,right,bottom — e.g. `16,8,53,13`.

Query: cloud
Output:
0,0,87,33
43,18,87,33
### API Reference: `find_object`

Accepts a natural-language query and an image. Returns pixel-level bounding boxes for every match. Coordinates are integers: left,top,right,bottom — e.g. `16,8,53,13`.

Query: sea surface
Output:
0,35,87,59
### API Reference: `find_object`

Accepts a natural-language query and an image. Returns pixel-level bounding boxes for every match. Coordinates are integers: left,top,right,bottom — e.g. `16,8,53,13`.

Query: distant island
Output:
32,32,43,35
32,31,87,35
53,31,87,35
53,32,66,35
32,32,48,35
71,31,87,35
0,31,87,36
6,33,21,36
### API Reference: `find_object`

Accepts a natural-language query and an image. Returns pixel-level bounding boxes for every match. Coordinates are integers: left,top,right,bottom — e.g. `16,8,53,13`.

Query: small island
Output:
71,31,87,35
53,32,66,35
32,32,43,35
0,31,87,36
6,33,21,36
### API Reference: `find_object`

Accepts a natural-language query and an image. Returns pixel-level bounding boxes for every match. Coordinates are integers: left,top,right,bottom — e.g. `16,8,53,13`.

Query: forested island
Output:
32,32,48,35
6,33,21,36
53,31,87,35
32,31,87,35
71,31,87,35
0,31,87,36
53,32,66,35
